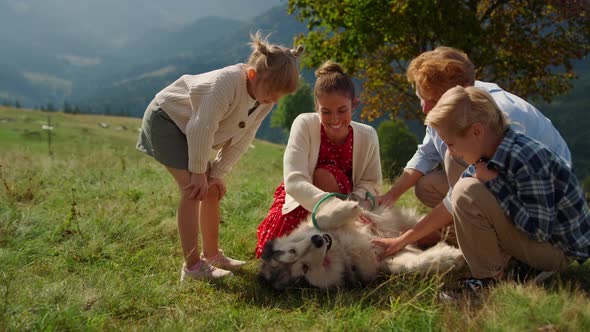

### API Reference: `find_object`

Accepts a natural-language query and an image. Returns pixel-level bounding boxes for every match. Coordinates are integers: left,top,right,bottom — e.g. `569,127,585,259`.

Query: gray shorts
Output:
136,99,189,170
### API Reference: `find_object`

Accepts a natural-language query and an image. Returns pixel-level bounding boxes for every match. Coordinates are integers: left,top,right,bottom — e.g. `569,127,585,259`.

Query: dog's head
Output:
258,224,335,289
258,197,367,289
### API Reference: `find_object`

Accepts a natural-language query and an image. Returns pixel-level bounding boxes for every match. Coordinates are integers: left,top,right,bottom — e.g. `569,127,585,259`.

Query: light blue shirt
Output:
405,81,572,213
405,80,572,174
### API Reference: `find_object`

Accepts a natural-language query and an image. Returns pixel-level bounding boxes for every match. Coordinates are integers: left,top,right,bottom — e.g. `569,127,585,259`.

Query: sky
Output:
0,0,284,49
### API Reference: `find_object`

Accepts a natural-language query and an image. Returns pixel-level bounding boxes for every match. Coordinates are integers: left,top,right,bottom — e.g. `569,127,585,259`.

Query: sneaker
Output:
438,278,496,301
457,277,496,292
201,249,247,272
180,261,233,282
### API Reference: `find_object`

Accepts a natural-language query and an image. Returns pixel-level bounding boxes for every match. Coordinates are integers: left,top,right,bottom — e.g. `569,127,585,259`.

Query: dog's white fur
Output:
259,198,464,289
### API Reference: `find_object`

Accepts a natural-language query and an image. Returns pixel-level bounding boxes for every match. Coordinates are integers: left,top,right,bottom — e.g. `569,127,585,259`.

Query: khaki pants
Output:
414,151,466,245
414,151,466,208
451,177,570,278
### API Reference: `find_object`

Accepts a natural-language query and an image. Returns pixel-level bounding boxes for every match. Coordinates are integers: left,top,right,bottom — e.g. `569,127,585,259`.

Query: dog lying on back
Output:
259,198,464,289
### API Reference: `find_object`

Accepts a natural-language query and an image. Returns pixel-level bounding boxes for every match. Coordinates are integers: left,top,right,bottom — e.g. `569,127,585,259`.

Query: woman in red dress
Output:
256,61,382,257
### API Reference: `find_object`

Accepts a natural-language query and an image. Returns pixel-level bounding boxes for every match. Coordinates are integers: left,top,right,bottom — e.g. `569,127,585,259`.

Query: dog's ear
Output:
258,261,294,290
257,264,274,287
261,240,281,261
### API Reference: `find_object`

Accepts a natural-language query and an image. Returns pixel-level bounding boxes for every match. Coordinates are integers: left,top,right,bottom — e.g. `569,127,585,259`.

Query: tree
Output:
377,119,418,180
63,101,73,114
14,100,21,108
288,0,590,121
46,103,56,112
271,80,315,132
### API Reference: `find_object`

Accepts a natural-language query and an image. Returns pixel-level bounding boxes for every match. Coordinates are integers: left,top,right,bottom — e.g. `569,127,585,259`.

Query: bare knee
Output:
175,181,198,203
313,168,340,193
203,185,221,202
178,190,200,204
166,166,191,191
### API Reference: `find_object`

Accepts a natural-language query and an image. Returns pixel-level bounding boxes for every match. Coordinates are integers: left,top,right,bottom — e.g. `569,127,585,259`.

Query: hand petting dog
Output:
372,236,406,260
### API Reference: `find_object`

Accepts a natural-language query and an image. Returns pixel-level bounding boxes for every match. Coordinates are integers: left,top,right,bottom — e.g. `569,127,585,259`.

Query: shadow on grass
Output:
545,262,590,295
207,264,452,311
200,259,590,314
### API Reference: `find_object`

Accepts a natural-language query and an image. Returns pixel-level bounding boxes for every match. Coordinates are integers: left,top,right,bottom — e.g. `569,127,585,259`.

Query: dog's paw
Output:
316,198,360,229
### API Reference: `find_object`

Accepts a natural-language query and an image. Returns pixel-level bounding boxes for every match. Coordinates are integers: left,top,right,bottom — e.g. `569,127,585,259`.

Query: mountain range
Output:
0,0,285,108
1,2,589,178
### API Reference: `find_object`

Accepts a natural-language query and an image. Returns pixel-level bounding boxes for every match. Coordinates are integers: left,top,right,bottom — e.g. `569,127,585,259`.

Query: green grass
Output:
1,106,589,331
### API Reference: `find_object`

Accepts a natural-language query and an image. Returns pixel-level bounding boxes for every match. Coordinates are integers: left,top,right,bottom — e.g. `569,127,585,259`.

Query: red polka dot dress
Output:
255,125,354,257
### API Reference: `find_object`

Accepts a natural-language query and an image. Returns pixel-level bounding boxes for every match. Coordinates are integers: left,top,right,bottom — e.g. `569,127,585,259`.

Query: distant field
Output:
1,107,589,331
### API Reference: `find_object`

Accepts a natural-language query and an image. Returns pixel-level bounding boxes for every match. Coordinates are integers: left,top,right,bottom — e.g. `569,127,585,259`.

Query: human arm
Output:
183,172,208,201
379,126,442,206
474,160,498,182
208,104,273,179
350,127,382,202
377,168,424,206
489,148,590,257
283,114,327,212
207,176,226,200
372,202,453,259
485,152,561,239
185,76,234,174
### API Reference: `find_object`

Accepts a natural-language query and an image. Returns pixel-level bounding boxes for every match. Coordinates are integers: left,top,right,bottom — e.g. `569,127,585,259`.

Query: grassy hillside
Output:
1,107,590,331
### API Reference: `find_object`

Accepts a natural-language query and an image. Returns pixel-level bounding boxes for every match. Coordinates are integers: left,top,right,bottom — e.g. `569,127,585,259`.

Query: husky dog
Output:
259,198,464,289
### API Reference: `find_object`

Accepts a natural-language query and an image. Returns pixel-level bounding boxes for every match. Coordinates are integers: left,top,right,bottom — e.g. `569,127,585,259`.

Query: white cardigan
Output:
282,112,382,214
154,64,273,178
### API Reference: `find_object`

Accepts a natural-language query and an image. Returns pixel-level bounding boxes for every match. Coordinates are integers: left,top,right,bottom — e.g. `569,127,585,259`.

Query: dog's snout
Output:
311,234,324,248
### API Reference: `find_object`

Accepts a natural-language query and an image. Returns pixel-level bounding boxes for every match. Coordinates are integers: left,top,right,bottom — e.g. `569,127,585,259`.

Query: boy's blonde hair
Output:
314,61,355,100
407,47,475,100
247,31,304,95
425,86,509,137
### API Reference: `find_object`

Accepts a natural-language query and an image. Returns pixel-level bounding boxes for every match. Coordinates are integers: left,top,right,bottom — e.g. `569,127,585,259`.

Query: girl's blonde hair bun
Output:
291,45,304,57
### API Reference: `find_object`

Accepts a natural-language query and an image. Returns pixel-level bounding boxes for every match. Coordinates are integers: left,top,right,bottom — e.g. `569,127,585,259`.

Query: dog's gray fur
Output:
259,198,464,289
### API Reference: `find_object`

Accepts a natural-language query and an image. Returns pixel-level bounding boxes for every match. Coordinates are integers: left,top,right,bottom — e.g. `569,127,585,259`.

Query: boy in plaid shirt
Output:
425,86,589,282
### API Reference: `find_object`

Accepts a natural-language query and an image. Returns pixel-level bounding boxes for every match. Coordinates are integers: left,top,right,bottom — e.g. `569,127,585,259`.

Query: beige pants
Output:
451,177,570,278
414,151,466,208
414,151,466,245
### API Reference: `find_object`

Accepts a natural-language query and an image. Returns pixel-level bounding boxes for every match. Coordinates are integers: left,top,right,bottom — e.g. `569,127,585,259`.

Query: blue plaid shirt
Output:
463,128,590,259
